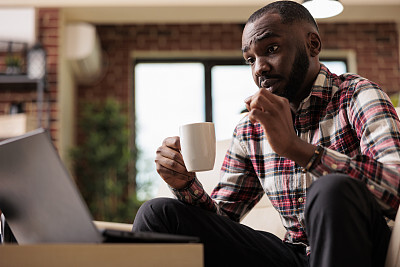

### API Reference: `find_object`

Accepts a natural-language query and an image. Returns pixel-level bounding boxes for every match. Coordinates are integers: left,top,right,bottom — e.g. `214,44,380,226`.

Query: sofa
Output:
156,138,400,267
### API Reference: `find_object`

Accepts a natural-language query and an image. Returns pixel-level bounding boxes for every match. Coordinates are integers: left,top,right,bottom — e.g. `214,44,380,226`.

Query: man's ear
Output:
308,32,322,57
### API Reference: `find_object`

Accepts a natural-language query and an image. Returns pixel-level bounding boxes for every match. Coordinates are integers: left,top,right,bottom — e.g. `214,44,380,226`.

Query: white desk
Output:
0,244,203,267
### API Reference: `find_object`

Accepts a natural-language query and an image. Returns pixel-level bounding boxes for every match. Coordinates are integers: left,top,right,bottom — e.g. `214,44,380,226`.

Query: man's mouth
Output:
259,78,280,92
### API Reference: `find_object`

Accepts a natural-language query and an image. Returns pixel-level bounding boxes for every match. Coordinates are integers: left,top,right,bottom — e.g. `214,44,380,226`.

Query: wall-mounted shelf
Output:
0,74,38,89
0,74,36,83
0,74,48,132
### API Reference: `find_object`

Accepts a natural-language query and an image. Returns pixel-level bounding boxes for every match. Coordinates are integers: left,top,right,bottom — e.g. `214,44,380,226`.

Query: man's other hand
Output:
245,88,297,157
244,88,316,166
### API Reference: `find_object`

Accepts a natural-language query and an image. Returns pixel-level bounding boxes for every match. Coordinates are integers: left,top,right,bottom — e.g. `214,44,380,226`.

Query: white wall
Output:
57,10,77,169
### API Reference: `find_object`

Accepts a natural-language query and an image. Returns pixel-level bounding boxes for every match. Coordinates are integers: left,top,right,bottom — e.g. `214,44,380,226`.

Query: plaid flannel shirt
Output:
173,64,400,248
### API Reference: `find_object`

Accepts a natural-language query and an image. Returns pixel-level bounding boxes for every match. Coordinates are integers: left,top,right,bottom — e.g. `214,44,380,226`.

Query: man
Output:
133,1,400,266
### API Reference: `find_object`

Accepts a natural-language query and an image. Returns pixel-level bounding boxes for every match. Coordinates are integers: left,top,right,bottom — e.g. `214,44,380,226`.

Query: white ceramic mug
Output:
179,122,216,172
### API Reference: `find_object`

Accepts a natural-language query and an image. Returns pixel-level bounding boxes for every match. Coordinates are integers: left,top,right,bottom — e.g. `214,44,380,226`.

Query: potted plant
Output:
5,55,22,75
70,98,142,222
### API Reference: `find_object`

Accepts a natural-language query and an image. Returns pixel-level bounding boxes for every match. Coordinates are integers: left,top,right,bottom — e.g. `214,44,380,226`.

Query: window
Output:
211,65,257,140
321,60,347,75
134,62,205,199
134,57,348,199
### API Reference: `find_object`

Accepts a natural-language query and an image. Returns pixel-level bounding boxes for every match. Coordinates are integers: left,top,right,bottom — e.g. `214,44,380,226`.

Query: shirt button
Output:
298,197,304,203
331,163,338,170
185,195,190,200
194,190,199,195
369,185,375,190
323,171,328,176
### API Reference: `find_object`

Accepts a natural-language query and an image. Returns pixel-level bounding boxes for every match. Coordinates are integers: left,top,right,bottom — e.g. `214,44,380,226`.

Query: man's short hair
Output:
247,0,319,32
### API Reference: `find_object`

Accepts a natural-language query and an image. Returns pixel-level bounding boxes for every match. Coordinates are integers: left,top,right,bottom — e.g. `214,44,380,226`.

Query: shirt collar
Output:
297,64,335,110
309,64,335,102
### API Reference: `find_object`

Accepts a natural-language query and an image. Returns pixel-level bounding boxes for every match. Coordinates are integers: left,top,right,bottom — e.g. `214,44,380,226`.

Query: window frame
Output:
134,57,246,122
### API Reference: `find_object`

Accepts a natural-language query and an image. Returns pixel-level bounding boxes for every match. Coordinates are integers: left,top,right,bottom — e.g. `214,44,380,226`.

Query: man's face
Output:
242,13,310,103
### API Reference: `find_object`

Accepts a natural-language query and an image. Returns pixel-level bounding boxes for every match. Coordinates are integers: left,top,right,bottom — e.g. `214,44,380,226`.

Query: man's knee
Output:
133,197,182,232
138,197,180,215
306,174,364,214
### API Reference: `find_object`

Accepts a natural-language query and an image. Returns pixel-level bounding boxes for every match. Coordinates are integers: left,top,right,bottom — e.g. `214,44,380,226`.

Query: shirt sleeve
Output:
171,176,218,212
310,80,400,219
172,124,265,222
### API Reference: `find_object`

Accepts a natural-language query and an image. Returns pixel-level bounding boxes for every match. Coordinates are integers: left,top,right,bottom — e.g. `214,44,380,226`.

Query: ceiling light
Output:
302,0,344,19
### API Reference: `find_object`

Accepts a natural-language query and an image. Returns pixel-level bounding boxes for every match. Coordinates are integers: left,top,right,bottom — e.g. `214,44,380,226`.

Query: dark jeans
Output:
132,174,391,267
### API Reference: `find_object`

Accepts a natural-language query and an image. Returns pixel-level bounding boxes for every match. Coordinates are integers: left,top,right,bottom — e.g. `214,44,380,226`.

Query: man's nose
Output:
254,57,271,77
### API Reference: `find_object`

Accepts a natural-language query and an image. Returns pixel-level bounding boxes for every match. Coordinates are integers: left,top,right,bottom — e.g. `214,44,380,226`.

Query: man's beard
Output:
283,45,310,102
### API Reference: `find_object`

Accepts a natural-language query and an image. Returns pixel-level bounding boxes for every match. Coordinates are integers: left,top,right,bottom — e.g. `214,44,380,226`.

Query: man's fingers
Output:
244,95,252,111
156,136,195,189
156,145,186,167
155,156,194,185
248,108,268,124
155,151,188,174
162,136,181,151
245,88,276,113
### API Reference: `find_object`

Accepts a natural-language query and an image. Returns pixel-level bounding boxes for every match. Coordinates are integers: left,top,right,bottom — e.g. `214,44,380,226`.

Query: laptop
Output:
0,128,199,244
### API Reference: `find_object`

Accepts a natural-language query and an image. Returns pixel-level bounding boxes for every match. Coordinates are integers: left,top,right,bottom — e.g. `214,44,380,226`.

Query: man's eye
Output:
267,45,279,54
245,58,255,65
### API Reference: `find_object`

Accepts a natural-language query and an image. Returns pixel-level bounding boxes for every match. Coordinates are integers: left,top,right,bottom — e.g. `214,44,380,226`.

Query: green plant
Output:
5,55,22,68
70,98,142,223
390,93,400,107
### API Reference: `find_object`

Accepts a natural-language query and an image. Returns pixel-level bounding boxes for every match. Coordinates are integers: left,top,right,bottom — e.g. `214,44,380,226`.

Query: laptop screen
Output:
0,129,102,244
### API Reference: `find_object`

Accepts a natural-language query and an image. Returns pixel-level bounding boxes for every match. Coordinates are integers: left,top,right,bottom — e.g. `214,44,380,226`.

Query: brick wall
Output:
38,8,59,141
0,9,59,141
319,22,399,95
78,22,400,107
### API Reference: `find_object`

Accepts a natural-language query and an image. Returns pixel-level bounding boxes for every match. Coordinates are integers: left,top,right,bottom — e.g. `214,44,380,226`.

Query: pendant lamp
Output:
302,0,344,19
